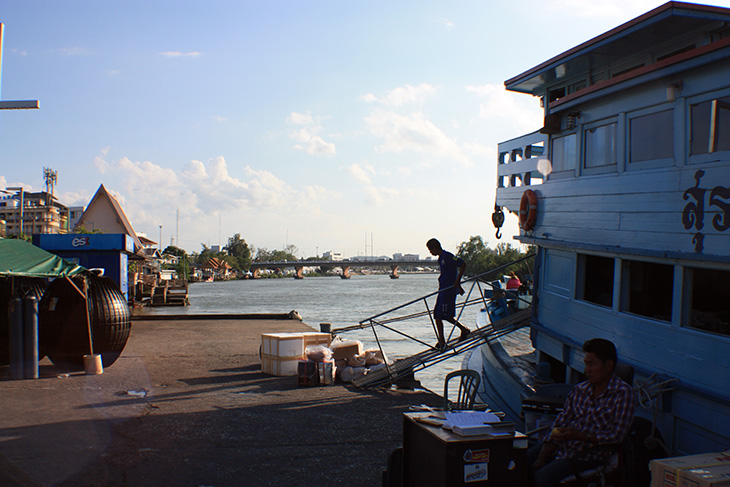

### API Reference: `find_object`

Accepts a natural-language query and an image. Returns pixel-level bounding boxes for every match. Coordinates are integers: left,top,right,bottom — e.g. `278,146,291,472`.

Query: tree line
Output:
161,233,534,280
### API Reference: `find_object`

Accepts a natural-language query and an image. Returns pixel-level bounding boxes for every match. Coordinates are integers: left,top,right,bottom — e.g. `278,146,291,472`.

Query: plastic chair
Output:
443,369,481,410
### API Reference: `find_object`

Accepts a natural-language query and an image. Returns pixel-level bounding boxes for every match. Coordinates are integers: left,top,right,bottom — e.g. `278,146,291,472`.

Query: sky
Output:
3,0,730,258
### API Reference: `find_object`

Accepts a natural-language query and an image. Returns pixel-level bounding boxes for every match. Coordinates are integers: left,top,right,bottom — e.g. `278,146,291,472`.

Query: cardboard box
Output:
261,333,305,358
331,340,363,360
680,464,730,487
298,360,318,386
651,451,730,487
261,355,301,376
302,332,332,349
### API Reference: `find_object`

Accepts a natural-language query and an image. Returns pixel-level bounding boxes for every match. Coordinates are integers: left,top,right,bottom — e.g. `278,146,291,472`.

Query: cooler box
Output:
261,333,306,376
261,333,306,358
262,355,301,376
650,451,730,487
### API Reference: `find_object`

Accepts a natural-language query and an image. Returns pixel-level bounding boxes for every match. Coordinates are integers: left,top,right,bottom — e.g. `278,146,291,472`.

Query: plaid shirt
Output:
549,374,635,462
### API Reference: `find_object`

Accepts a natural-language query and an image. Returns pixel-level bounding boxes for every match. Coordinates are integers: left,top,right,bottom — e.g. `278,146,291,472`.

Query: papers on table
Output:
443,411,515,437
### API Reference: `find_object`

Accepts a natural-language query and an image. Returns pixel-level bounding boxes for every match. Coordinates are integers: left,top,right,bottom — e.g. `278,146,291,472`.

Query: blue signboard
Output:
33,233,134,253
33,233,135,299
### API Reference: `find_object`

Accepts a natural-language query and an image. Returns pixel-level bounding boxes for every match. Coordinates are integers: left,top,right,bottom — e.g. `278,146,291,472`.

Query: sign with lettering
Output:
682,170,730,253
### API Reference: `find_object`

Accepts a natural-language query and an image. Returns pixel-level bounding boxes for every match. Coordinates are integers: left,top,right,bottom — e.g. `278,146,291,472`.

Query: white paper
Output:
443,411,500,430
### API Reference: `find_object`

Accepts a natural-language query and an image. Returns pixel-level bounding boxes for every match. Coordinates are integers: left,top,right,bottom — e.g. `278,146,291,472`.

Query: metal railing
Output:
333,254,536,386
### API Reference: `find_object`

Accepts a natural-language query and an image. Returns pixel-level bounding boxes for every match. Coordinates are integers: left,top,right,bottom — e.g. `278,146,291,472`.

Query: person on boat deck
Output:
506,271,522,290
529,338,635,487
426,238,470,349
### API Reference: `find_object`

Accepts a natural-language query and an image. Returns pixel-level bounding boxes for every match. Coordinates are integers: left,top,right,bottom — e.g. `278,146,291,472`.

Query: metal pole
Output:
9,297,24,379
23,296,38,379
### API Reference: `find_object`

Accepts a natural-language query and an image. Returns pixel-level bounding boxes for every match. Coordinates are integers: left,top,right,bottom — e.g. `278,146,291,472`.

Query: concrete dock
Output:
0,315,439,487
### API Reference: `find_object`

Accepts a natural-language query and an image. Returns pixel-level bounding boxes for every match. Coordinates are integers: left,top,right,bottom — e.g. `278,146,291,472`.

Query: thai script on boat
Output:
682,169,730,252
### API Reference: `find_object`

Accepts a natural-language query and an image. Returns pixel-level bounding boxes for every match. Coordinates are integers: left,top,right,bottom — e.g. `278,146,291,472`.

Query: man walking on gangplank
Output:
426,238,471,350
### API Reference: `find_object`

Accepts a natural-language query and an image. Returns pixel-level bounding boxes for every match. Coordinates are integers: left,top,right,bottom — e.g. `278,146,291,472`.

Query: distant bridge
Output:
248,259,439,279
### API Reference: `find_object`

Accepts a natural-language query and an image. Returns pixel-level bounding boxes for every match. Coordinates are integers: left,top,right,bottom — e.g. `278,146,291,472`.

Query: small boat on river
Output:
482,1,730,457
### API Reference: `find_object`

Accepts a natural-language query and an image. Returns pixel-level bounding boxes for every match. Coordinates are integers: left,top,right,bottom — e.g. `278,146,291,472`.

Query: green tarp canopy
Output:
0,238,86,278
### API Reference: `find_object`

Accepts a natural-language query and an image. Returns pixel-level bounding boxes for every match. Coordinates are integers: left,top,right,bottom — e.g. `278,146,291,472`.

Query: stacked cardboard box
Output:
260,332,332,376
650,451,730,487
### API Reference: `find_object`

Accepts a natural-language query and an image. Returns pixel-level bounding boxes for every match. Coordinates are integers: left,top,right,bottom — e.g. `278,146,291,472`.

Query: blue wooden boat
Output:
482,1,730,456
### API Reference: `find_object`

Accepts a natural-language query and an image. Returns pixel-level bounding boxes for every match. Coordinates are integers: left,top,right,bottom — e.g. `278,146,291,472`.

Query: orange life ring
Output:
519,189,537,231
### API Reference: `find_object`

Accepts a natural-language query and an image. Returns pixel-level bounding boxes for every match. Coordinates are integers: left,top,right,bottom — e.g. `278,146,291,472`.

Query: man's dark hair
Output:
426,238,441,250
583,338,617,365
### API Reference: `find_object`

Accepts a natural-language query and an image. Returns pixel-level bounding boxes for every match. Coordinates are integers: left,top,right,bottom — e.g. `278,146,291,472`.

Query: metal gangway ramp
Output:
331,255,535,389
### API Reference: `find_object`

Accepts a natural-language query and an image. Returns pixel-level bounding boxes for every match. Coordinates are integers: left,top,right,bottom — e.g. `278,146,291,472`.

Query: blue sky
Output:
3,0,728,257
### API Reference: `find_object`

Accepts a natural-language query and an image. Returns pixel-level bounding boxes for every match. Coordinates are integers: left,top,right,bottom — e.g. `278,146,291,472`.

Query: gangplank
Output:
332,255,535,389
351,307,531,388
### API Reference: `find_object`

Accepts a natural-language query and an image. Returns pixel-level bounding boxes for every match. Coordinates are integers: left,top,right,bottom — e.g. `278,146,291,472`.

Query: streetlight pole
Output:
159,225,163,252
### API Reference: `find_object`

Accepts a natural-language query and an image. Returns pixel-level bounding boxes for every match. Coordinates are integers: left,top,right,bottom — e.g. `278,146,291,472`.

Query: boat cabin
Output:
494,1,730,455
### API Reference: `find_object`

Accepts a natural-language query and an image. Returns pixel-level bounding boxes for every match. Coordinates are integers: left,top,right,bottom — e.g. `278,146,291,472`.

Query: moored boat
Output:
482,1,730,457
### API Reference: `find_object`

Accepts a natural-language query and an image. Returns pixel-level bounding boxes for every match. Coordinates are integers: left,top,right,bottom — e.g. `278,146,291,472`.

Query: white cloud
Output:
286,112,315,125
348,163,374,185
362,83,437,107
286,111,336,156
434,16,455,29
87,152,342,239
364,185,399,207
93,147,111,173
467,83,543,134
159,51,201,58
365,108,472,166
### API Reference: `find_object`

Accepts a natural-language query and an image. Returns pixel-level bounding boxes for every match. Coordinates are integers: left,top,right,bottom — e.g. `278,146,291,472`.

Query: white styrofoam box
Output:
261,333,305,358
261,355,301,376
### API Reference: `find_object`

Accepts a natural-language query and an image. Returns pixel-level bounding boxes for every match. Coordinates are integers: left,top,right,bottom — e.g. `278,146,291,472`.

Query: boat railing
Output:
496,131,547,201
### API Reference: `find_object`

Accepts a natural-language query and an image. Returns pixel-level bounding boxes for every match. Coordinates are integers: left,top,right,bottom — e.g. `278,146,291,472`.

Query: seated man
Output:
529,338,635,487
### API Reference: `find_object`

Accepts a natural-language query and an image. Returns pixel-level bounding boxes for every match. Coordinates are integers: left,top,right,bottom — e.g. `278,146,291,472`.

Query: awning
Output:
0,238,86,278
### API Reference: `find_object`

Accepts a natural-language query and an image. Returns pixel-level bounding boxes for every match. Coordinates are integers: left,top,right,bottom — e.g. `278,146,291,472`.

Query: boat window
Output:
577,254,614,307
584,122,617,171
690,96,730,155
550,134,577,175
621,260,673,322
629,110,673,163
685,267,730,337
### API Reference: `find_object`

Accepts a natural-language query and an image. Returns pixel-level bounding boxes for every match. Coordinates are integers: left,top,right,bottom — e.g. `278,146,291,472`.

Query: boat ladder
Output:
351,307,532,388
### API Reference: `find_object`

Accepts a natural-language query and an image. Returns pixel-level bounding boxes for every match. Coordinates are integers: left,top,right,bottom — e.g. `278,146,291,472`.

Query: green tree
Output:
224,233,252,270
456,237,534,281
163,245,187,258
456,236,496,276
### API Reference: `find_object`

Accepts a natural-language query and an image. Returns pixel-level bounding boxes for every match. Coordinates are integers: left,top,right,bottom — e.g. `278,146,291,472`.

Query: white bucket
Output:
83,354,104,375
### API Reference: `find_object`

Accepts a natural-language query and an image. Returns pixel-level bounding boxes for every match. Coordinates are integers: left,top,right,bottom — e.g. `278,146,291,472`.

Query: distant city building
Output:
352,255,390,262
68,206,85,230
323,251,343,261
393,253,420,261
0,189,70,236
211,245,221,253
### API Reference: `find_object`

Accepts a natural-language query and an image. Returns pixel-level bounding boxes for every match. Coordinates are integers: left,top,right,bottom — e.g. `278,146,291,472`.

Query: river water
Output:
135,273,480,396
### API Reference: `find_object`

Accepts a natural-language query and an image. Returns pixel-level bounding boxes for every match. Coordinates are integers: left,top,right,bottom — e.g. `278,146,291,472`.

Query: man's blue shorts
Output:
434,288,456,319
